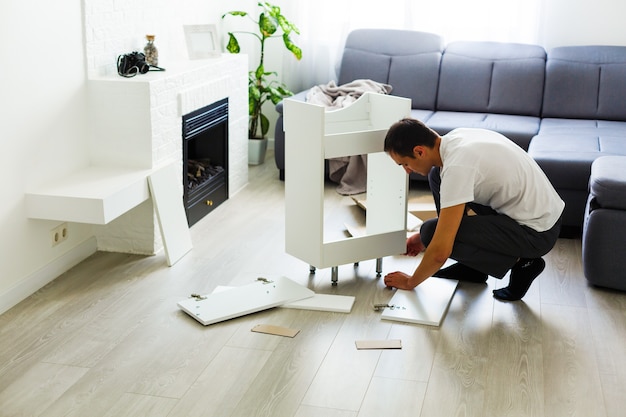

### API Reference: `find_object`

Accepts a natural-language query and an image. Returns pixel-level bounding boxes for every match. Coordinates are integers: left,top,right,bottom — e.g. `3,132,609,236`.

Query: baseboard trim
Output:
0,237,97,315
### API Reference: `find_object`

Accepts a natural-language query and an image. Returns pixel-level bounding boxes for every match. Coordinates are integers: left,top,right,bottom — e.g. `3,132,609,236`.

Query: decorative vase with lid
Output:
144,34,158,66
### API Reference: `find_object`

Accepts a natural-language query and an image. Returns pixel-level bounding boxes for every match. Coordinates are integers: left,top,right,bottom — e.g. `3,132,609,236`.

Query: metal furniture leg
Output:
331,266,338,286
376,257,383,277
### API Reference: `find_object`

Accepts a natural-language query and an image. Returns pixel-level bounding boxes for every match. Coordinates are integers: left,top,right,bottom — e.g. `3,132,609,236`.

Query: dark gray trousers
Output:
420,167,562,278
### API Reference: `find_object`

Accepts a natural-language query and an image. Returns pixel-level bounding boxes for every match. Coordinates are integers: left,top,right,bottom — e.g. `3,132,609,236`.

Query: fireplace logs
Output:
186,159,225,191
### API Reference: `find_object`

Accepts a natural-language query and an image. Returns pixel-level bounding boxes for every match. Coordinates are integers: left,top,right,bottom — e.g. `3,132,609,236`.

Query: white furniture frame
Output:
283,92,411,284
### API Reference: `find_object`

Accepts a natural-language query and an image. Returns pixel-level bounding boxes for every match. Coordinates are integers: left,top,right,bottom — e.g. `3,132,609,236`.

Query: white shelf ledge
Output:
25,166,152,224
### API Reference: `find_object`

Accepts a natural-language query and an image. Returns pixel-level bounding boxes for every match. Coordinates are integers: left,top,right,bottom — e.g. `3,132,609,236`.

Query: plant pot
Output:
248,137,268,165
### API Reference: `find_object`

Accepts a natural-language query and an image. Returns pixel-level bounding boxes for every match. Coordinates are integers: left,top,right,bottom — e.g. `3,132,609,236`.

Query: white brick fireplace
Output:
25,0,249,256
87,56,249,254
26,56,249,255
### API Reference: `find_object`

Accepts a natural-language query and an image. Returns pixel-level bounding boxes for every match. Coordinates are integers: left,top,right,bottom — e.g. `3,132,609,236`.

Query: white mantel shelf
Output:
25,56,248,252
25,166,152,224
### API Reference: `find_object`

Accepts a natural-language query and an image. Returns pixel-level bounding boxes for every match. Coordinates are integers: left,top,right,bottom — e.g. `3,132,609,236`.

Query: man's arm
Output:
384,203,466,290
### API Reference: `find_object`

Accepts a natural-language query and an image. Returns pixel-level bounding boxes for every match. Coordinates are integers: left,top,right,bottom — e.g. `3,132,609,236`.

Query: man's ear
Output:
413,145,424,158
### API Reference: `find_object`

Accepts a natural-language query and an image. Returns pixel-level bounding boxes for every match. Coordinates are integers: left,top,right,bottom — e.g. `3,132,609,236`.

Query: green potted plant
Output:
222,1,302,164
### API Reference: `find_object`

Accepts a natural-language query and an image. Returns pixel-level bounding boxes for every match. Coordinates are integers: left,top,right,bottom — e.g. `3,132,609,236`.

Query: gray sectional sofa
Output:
528,46,626,229
274,28,626,232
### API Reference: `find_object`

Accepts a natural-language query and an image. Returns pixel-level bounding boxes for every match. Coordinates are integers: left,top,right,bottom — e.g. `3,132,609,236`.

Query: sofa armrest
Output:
276,89,310,115
274,89,311,178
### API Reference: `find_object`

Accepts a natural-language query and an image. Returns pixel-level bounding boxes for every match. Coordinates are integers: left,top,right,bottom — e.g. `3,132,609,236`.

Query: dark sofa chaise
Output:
274,28,626,232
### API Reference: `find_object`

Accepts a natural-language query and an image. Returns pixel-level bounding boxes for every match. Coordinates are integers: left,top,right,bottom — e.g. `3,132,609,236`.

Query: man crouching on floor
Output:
382,118,564,301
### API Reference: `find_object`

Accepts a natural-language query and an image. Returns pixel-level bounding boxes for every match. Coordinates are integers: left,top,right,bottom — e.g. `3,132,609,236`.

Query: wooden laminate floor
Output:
2,150,626,417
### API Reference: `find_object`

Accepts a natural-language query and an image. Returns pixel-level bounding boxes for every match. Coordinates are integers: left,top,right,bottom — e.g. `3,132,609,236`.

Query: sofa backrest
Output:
436,41,546,117
338,29,444,110
542,46,626,121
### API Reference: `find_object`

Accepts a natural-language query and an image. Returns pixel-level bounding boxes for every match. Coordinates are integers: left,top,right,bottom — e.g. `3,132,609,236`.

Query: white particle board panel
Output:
344,223,365,238
213,285,355,313
283,93,411,270
324,129,388,159
381,278,458,326
179,276,315,326
406,213,424,231
322,92,411,134
282,293,355,313
284,100,325,267
366,151,408,235
25,166,151,224
317,231,405,267
351,196,423,232
148,163,193,266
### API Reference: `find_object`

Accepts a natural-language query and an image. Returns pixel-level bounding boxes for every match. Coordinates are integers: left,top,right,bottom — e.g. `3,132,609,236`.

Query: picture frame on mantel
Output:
184,24,221,59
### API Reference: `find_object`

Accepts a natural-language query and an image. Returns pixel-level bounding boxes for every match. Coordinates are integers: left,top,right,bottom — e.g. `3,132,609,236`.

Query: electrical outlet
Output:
51,223,68,246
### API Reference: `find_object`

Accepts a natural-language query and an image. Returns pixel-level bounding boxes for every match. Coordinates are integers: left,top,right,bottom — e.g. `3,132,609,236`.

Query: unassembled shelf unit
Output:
284,92,411,285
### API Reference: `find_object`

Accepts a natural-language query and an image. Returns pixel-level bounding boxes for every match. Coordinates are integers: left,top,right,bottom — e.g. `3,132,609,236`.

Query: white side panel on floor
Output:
281,293,355,313
212,286,355,313
381,278,458,326
178,276,315,325
148,163,193,266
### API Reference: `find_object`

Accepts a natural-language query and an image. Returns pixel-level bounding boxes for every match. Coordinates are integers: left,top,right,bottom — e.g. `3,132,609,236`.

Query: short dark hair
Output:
384,118,439,158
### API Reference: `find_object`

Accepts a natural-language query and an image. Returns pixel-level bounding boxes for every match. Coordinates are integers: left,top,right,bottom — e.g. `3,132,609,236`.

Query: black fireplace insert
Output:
183,98,229,226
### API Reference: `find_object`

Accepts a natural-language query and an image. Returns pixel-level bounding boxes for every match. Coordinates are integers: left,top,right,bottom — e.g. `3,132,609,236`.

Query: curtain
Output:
282,0,543,92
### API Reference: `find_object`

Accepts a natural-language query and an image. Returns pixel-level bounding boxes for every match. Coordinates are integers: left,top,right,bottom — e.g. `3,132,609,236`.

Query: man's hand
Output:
383,271,417,290
405,233,425,256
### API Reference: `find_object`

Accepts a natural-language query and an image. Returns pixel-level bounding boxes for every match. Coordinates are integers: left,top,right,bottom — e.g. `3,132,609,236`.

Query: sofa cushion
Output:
337,29,444,110
411,109,435,122
542,46,626,121
528,133,626,190
436,41,546,117
538,118,626,136
339,48,391,87
589,156,626,211
583,156,626,290
426,111,540,150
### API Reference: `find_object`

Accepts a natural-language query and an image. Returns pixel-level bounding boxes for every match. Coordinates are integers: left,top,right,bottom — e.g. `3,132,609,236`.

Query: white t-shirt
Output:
439,128,565,232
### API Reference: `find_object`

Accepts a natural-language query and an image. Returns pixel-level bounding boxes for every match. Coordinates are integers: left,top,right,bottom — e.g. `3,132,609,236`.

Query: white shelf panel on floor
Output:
25,165,152,224
179,276,315,326
381,278,458,326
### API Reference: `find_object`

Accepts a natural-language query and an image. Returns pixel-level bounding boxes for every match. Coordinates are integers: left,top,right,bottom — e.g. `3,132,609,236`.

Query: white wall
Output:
539,0,626,48
0,0,249,314
0,0,93,313
1,0,625,314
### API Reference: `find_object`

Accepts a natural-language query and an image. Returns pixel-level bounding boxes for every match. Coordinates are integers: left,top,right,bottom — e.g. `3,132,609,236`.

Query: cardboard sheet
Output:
252,324,300,338
355,339,402,350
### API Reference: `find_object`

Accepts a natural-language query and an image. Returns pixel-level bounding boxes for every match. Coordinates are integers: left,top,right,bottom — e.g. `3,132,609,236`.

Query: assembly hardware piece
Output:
190,293,207,301
373,303,407,312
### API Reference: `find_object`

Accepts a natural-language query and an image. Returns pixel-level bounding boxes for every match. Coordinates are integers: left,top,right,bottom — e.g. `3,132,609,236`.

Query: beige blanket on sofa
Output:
306,79,392,195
